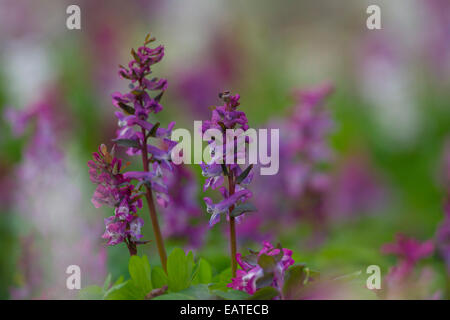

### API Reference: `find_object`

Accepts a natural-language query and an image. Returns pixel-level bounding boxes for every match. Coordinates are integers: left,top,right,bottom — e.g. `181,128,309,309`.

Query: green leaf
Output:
167,248,189,292
151,266,168,289
231,202,257,218
114,138,140,149
218,268,232,283
104,280,143,300
154,91,164,102
103,276,126,299
103,273,112,292
282,265,307,299
78,285,104,300
112,275,124,287
257,254,276,272
117,102,135,115
221,164,229,176
131,48,140,63
248,287,279,300
256,272,274,289
192,258,212,285
236,164,253,184
213,289,251,300
186,251,194,279
153,292,195,300
180,284,213,300
230,202,257,218
240,253,258,266
129,255,152,294
148,122,160,137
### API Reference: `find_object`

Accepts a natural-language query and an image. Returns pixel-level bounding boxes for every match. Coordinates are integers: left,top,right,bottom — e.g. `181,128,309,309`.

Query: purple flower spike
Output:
88,144,146,247
200,91,256,230
88,34,179,258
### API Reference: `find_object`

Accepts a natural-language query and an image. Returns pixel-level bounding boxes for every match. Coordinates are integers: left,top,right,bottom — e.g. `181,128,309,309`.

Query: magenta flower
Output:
382,234,433,283
110,35,176,176
88,34,174,268
5,90,107,298
88,144,146,252
244,83,334,243
325,155,386,221
381,233,434,265
227,241,294,296
200,91,256,277
200,92,255,224
283,83,334,196
204,189,253,226
380,234,436,299
200,162,224,191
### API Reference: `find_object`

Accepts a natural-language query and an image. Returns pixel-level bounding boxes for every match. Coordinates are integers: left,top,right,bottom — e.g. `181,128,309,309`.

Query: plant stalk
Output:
141,128,168,273
228,173,237,278
126,236,137,256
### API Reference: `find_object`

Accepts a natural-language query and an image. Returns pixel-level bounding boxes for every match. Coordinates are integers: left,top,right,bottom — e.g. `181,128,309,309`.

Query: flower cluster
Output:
88,34,176,259
111,34,176,205
5,91,108,298
380,233,436,299
238,84,334,243
282,83,334,204
201,92,255,226
227,241,294,295
88,144,145,247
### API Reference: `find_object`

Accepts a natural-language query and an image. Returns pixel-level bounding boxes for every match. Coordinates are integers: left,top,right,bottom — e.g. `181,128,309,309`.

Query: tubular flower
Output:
88,144,145,247
110,34,176,202
240,83,334,243
200,91,256,227
380,233,436,299
227,241,294,295
88,34,177,256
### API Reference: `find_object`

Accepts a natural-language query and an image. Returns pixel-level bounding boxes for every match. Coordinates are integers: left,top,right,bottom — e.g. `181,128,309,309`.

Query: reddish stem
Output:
126,236,137,256
140,128,168,273
228,172,237,278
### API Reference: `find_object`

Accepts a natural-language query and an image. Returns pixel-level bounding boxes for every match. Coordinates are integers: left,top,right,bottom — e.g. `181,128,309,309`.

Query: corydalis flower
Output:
6,90,107,298
380,233,436,299
283,83,334,197
326,155,386,221
243,83,334,243
204,189,253,227
227,241,294,295
381,233,434,267
88,144,145,247
109,34,176,209
88,34,174,263
200,92,255,226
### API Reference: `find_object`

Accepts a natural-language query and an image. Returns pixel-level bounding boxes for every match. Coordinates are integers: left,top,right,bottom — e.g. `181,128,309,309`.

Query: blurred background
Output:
0,0,449,299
